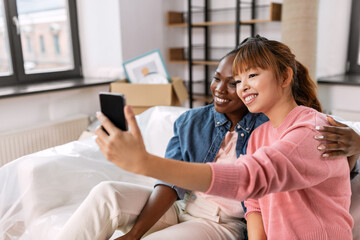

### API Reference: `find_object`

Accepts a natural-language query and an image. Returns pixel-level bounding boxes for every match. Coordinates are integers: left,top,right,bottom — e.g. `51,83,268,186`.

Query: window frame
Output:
347,0,360,74
0,0,82,87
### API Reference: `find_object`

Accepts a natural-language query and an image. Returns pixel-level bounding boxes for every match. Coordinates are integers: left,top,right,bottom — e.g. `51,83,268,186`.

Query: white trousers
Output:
55,181,246,240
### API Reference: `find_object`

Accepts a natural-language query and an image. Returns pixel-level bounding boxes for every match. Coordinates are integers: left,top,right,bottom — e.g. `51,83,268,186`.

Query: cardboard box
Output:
110,77,189,115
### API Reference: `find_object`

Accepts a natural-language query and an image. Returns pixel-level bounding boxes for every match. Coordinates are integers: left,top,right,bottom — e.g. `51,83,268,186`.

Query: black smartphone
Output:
99,92,128,131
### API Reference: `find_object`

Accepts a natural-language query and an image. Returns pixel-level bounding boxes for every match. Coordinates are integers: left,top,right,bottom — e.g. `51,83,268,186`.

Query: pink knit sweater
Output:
206,106,353,239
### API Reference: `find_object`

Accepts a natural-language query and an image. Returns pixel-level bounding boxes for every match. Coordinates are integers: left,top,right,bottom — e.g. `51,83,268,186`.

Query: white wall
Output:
316,0,352,78
77,0,124,79
318,84,359,112
316,0,360,117
118,0,185,67
119,0,165,62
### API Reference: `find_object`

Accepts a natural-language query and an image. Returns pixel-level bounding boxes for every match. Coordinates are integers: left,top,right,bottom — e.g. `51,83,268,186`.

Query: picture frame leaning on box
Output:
123,49,171,84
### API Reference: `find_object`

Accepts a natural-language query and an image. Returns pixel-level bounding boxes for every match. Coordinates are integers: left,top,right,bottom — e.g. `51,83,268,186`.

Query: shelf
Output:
192,60,219,66
168,47,223,66
168,23,188,27
168,59,189,64
268,2,282,21
192,94,213,103
170,19,276,27
192,21,237,27
167,2,281,27
167,11,186,27
183,81,213,103
170,60,219,66
318,74,360,86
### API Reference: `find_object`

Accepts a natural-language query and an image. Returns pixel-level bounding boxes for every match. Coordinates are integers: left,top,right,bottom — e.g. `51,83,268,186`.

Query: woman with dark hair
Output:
95,36,354,239
56,48,268,240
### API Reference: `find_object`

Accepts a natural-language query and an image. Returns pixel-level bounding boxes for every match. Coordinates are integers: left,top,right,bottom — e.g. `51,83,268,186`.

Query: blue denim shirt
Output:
155,104,269,199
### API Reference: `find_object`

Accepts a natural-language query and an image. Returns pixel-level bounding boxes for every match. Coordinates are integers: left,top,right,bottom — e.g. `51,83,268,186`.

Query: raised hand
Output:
95,105,149,175
96,106,212,192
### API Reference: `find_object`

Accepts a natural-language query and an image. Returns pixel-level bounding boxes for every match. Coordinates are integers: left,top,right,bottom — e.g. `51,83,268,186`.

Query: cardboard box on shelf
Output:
110,77,189,115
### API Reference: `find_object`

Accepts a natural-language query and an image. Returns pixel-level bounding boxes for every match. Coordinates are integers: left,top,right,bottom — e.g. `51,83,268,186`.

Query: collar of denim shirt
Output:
212,107,260,134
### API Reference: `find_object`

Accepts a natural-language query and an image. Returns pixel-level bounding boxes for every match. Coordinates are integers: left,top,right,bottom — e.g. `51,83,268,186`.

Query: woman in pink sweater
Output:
95,36,353,239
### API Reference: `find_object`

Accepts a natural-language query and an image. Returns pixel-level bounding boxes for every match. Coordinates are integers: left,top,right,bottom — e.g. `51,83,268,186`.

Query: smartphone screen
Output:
99,92,127,131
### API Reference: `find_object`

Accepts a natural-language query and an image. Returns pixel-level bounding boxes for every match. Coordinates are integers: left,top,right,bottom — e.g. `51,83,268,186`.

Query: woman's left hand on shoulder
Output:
314,116,360,170
314,116,360,158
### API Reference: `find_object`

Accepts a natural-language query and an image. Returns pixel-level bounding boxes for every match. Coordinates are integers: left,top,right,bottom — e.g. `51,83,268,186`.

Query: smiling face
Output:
210,54,248,124
235,67,283,116
232,37,303,127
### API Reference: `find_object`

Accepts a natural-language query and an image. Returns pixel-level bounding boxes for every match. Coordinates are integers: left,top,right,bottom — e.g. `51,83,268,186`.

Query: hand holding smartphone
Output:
99,92,128,132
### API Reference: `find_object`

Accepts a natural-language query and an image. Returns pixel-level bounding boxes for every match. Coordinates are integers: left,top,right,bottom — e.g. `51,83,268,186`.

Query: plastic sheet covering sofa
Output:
0,106,187,240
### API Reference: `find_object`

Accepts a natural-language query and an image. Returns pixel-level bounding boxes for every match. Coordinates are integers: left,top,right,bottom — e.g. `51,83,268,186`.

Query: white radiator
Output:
0,115,89,167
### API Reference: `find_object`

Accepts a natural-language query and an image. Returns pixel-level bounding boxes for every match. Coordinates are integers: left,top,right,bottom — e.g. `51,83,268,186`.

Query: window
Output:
53,34,60,55
347,0,360,73
0,0,81,86
0,2,12,78
39,35,45,54
25,36,31,53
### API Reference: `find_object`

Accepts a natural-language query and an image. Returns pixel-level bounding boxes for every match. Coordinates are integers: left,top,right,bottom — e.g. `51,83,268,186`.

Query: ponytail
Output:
292,61,322,112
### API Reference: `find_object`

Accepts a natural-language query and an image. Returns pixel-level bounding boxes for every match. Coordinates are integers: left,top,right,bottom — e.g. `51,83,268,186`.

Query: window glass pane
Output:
39,35,45,53
26,36,31,53
17,0,74,74
53,34,60,55
0,0,13,76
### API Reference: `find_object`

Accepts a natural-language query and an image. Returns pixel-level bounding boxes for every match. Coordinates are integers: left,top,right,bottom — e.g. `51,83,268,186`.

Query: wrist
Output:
125,229,142,240
141,152,154,177
132,152,153,176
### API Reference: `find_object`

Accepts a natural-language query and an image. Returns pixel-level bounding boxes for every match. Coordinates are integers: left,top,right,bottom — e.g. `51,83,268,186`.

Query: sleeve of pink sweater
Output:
244,198,261,219
205,126,345,201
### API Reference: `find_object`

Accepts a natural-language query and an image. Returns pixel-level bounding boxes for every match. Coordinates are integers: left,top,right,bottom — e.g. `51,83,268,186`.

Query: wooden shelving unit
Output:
167,3,281,27
168,48,219,65
167,1,282,107
193,93,213,103
169,59,219,66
